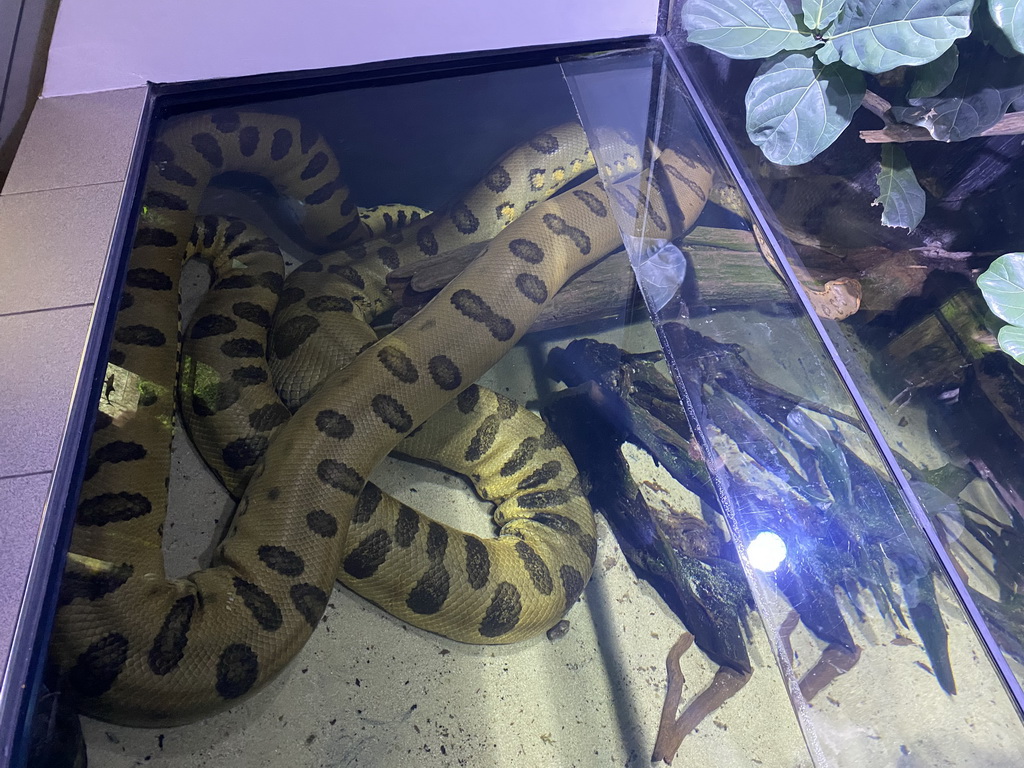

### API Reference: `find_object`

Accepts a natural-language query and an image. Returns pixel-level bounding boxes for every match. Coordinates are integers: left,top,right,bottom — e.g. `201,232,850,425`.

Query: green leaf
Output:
908,44,959,99
978,253,1024,326
873,145,926,231
990,0,1024,55
802,0,844,31
892,43,1024,141
998,325,1024,363
745,52,865,165
815,0,973,74
681,0,817,59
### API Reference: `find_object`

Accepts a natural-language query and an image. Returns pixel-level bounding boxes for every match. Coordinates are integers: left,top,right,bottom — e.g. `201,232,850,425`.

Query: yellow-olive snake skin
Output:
49,111,713,726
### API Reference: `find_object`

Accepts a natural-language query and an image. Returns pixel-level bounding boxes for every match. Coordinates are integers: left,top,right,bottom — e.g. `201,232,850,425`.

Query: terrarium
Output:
10,27,1024,768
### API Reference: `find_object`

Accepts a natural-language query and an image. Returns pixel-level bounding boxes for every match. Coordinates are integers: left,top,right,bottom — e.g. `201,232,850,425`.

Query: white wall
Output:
42,0,659,96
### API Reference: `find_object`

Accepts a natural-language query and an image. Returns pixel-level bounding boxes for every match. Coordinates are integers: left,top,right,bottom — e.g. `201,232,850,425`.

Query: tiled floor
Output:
0,86,146,715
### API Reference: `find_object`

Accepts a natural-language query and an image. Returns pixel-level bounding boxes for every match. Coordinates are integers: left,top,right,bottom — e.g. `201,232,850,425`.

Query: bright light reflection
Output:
747,531,787,572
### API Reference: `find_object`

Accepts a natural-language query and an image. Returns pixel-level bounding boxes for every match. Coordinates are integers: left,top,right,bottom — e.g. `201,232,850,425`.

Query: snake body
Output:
51,111,712,726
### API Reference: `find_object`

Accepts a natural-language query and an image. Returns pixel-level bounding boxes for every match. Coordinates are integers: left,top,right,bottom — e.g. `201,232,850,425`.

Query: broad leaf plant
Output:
681,0,1024,232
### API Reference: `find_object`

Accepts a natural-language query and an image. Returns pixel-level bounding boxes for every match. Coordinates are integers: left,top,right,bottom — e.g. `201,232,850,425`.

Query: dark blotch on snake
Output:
277,286,305,310
515,273,547,304
232,302,272,328
221,338,264,358
326,263,365,290
426,522,449,561
93,411,113,431
450,289,515,341
560,565,586,612
343,529,392,579
307,295,353,313
249,403,289,431
315,409,354,440
572,189,607,217
540,426,560,449
216,644,259,699
305,180,337,206
148,595,196,675
496,397,519,419
395,504,419,547
317,459,364,495
118,292,134,311
484,165,511,192
216,274,255,290
515,541,554,595
231,366,267,386
354,483,382,524
299,122,318,153
479,583,523,638
295,259,323,273
126,267,173,290
301,151,329,181
222,436,269,471
371,394,413,433
428,355,461,390
457,385,480,414
85,440,146,481
232,577,282,631
542,213,591,254
158,162,197,187
517,461,562,490
210,110,240,132
270,128,293,161
464,536,490,589
406,563,451,615
191,133,224,168
291,584,330,627
258,271,284,294
190,314,236,339
272,315,320,359
134,227,178,247
238,126,259,156
69,633,129,697
223,218,247,244
517,489,571,509
500,437,539,477
115,324,165,347
58,563,132,606
142,189,189,211
258,545,305,577
508,238,544,264
536,513,598,564
78,492,150,526
529,133,559,154
416,226,438,256
450,202,480,234
378,346,419,383
306,509,339,538
465,414,501,462
377,245,400,269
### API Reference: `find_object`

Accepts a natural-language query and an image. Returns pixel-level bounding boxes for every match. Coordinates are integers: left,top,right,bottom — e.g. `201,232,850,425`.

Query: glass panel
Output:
666,0,1024,715
563,42,1024,767
22,53,811,768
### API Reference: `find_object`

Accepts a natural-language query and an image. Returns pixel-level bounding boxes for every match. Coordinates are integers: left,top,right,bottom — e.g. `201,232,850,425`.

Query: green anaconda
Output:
50,111,713,726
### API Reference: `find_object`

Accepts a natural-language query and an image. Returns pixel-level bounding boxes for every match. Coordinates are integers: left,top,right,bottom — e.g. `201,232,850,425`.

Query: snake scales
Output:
49,111,712,726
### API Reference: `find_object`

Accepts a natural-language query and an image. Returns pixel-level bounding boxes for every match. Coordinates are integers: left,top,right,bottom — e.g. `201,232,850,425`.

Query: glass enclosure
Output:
12,32,1024,768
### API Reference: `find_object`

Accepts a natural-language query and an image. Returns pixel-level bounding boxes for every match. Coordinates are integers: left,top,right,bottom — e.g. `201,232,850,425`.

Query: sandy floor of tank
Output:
74,215,1024,766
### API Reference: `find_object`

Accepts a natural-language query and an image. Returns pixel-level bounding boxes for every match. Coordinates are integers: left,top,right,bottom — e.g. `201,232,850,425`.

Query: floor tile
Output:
0,182,123,315
0,471,51,680
3,87,146,194
0,304,94,476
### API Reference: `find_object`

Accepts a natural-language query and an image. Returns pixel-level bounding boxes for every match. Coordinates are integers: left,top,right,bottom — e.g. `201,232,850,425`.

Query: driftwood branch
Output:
860,111,1024,144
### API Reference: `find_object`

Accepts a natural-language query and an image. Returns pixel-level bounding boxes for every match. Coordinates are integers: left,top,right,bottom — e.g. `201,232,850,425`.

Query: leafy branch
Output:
681,0,1024,231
